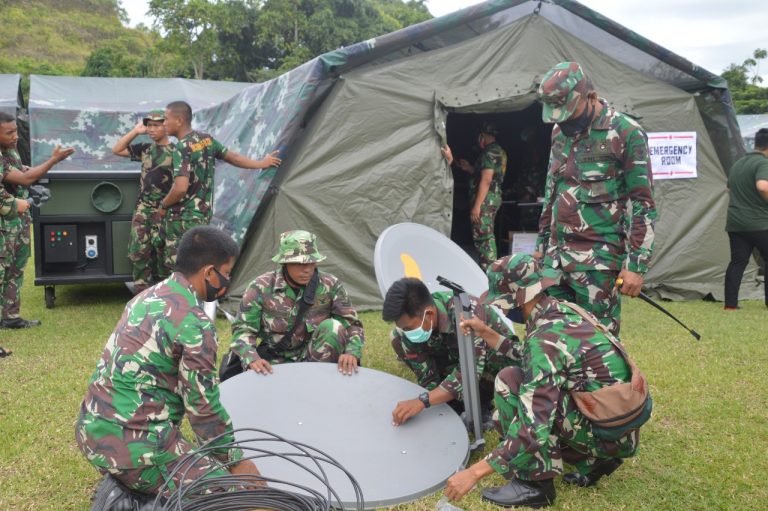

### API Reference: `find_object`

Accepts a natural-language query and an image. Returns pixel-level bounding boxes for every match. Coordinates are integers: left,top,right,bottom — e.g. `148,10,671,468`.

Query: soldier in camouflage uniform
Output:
536,62,657,336
444,254,643,509
229,230,365,376
383,277,521,426
0,112,73,328
159,101,282,274
76,227,261,504
112,109,174,293
443,123,508,271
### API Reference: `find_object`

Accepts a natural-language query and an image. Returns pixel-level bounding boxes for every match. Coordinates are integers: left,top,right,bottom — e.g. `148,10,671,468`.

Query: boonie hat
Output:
484,253,560,309
538,62,593,124
272,230,327,264
478,121,499,136
142,108,166,126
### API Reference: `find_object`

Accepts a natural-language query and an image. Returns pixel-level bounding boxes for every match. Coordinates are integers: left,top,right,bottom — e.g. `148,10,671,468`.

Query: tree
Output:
722,48,768,114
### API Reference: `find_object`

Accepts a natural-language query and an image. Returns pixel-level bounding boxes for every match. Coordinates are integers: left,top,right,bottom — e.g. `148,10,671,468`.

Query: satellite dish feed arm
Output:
451,295,485,451
436,275,467,296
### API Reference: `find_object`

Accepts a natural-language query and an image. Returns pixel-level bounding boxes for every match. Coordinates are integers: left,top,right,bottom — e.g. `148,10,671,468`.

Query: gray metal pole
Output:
453,293,484,451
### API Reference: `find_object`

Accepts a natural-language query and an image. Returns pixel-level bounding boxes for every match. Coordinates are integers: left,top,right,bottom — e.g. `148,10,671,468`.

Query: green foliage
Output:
722,48,768,114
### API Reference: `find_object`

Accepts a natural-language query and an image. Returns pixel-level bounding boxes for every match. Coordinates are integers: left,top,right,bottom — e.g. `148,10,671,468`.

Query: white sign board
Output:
647,132,697,180
510,232,538,255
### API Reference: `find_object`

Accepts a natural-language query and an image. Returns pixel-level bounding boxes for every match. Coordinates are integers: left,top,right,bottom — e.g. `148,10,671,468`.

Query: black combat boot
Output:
562,457,623,487
481,477,555,508
0,317,41,328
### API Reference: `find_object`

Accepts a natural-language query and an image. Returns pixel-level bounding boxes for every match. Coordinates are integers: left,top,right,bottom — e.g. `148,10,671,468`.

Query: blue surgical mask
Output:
402,310,433,344
506,308,525,324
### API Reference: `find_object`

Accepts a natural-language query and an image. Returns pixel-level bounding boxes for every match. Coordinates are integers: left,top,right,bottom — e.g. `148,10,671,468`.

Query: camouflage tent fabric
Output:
0,74,30,164
26,0,756,309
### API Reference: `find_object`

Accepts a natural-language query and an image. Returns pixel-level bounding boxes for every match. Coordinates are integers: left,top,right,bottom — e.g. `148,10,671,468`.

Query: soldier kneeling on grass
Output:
445,254,651,509
76,226,260,510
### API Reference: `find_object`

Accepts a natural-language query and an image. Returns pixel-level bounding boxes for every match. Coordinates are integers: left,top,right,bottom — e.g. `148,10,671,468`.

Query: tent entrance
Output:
445,103,551,261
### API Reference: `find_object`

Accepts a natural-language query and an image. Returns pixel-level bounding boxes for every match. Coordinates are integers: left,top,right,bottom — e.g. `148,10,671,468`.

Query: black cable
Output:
148,428,364,511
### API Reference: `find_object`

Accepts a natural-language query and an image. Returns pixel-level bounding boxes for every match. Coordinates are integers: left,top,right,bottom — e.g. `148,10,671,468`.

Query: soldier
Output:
383,277,521,426
445,254,648,509
76,226,260,506
0,112,74,328
442,122,508,271
535,62,657,335
159,100,282,274
229,230,365,376
112,109,174,293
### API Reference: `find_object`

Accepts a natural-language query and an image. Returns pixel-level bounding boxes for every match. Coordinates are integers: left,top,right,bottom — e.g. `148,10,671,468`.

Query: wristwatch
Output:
418,392,431,409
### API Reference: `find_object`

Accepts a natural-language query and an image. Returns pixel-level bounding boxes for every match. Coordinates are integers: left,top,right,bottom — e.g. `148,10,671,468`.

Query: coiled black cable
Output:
149,428,364,511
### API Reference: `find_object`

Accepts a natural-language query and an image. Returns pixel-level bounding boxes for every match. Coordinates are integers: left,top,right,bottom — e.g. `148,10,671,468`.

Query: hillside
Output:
0,0,152,77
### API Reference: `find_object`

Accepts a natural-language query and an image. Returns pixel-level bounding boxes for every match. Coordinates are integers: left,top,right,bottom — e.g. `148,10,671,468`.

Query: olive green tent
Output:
227,0,759,308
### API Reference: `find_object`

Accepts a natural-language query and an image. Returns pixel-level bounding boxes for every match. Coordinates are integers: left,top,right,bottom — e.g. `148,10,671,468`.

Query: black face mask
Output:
559,102,595,137
506,308,525,324
205,266,230,302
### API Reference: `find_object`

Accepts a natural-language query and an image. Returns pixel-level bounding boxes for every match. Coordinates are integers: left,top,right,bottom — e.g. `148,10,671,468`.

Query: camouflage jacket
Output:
0,148,29,224
391,291,521,399
470,141,507,208
230,269,365,364
127,142,174,207
485,295,632,475
77,273,241,469
171,131,228,220
536,101,657,273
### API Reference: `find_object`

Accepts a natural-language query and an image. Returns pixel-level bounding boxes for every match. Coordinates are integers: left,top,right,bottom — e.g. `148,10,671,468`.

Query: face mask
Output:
205,266,230,302
558,102,595,137
402,310,433,344
505,308,525,324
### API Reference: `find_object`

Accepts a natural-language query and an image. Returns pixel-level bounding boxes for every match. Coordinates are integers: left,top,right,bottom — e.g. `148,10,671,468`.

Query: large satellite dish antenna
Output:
373,222,488,298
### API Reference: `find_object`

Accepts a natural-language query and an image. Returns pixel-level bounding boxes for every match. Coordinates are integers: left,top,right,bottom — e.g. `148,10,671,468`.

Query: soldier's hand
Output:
617,269,644,297
16,199,30,214
532,251,543,260
460,316,489,337
457,158,472,173
134,122,148,134
152,208,167,223
262,150,282,168
337,354,358,376
444,468,480,501
470,205,481,224
392,398,424,426
249,359,273,375
441,145,454,165
51,145,75,162
229,459,267,488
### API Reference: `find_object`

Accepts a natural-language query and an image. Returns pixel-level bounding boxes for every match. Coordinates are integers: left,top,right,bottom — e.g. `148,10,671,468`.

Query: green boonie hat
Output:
479,121,499,136
272,230,326,264
142,108,165,126
538,62,593,124
484,253,561,309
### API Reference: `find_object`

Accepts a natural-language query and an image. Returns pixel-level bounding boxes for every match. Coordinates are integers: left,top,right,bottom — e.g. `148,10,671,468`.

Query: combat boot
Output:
481,477,555,508
0,317,41,328
562,457,623,487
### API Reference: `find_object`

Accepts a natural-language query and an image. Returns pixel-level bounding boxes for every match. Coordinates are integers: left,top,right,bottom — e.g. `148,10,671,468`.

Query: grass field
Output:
1,275,767,510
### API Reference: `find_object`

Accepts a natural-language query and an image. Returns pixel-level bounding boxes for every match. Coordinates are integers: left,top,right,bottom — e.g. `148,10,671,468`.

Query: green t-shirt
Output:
726,152,768,232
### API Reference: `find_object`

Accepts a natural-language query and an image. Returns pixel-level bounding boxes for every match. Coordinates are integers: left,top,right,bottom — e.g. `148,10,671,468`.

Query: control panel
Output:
43,225,78,263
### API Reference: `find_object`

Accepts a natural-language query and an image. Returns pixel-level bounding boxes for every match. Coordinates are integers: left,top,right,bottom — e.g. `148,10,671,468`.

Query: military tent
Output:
0,73,30,164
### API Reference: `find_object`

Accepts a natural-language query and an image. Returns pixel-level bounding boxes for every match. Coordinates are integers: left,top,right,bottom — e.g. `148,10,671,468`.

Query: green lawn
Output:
1,275,766,510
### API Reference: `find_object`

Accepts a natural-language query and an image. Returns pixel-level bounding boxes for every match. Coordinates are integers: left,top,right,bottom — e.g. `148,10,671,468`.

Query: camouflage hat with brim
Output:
142,108,166,126
538,62,593,124
478,121,499,136
272,230,326,264
484,253,561,309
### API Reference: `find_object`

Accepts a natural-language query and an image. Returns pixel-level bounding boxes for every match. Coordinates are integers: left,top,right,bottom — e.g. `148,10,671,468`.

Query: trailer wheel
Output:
44,286,56,309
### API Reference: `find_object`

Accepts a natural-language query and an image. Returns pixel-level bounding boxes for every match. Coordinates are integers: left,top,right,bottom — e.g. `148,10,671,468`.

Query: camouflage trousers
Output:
75,415,228,498
0,219,30,319
160,214,208,276
547,270,621,336
260,318,356,364
128,203,167,291
491,366,639,481
472,202,499,271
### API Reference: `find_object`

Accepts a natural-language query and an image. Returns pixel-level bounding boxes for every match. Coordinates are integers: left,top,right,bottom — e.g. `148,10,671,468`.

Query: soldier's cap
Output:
538,62,593,124
478,121,499,136
483,253,561,309
142,109,166,126
272,230,327,264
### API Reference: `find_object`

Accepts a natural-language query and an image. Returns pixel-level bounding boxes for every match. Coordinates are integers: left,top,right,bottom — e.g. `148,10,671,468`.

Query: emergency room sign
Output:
647,132,697,180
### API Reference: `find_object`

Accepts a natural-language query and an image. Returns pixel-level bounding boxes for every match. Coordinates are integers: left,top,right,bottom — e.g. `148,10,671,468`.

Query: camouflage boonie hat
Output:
478,121,499,136
142,108,165,126
484,254,560,309
272,230,326,264
538,62,593,124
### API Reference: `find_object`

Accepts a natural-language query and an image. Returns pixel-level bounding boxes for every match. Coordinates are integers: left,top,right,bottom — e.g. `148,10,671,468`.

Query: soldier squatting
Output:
2,61,657,509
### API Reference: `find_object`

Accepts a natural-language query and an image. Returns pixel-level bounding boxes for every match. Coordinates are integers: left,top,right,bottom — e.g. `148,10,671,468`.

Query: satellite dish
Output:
374,222,488,298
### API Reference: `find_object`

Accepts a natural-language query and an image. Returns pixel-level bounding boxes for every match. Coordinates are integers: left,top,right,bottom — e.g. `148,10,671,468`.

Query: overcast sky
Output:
121,0,768,80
